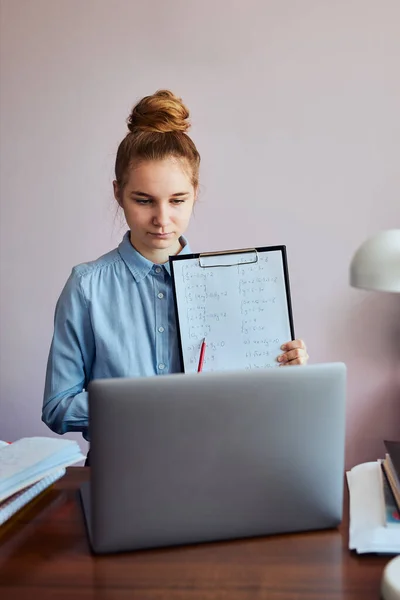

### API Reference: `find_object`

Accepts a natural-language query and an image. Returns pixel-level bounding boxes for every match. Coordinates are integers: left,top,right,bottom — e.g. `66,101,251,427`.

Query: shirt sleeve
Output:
42,268,95,439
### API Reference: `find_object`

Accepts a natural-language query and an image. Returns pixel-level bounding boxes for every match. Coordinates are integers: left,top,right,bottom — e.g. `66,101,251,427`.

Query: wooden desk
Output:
0,468,390,599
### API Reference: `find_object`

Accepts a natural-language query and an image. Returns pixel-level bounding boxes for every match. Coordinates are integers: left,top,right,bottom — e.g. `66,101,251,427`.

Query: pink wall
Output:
1,0,399,467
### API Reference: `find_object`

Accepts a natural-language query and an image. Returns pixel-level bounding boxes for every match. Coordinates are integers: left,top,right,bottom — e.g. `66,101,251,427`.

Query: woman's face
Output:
114,157,196,262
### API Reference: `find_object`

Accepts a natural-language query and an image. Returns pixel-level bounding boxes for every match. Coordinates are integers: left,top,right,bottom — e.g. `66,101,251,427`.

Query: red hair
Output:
115,90,200,189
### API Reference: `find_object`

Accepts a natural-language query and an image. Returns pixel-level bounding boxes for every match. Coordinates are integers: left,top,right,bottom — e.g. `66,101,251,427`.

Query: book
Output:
380,461,400,527
381,444,400,515
382,459,400,510
384,440,400,479
0,468,65,525
0,437,85,503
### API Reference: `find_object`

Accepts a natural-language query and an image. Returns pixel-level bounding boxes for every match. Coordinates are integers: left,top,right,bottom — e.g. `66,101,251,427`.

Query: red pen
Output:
197,338,206,372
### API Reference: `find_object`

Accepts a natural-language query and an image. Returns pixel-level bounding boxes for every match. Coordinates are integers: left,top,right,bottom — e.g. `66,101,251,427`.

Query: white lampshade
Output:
350,229,400,293
381,555,400,600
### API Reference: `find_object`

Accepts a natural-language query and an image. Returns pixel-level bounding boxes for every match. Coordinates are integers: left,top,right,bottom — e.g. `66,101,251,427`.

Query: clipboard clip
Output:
198,248,258,268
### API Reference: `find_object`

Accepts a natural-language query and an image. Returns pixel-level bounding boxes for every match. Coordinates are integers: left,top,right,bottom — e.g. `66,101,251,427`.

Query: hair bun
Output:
127,90,190,134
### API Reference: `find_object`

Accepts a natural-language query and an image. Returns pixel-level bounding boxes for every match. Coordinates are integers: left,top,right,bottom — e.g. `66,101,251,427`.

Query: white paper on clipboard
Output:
171,247,294,373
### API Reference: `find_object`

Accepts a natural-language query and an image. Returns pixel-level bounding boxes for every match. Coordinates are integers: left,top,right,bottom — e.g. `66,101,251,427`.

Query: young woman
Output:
42,90,309,445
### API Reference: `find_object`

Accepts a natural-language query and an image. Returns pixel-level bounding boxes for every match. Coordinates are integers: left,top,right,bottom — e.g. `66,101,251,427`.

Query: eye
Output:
171,199,185,205
134,198,152,205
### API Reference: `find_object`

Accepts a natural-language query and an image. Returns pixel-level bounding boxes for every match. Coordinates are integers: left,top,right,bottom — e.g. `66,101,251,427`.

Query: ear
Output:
113,180,123,206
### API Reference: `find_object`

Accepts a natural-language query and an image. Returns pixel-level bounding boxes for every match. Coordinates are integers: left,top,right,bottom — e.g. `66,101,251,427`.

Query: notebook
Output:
0,437,84,502
170,245,294,373
0,468,65,525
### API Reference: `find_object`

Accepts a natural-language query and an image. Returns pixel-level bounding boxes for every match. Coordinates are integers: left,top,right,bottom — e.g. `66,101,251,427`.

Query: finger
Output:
281,339,306,352
284,357,306,366
278,348,306,363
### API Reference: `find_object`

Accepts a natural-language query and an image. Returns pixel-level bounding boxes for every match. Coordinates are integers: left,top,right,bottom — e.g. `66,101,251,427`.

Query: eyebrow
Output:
130,191,190,198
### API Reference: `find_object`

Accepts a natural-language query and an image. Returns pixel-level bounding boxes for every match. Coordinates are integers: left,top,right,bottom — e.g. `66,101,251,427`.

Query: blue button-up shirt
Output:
42,231,191,440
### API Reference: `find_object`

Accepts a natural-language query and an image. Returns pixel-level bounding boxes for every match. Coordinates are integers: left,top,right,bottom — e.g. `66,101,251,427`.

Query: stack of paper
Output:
347,462,400,554
0,469,66,525
0,437,85,525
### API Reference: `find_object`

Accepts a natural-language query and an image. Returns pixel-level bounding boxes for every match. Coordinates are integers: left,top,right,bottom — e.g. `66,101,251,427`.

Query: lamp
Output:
350,229,400,293
350,229,400,599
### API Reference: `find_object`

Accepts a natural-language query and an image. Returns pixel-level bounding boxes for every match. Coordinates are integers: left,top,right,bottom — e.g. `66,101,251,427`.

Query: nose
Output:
152,204,170,229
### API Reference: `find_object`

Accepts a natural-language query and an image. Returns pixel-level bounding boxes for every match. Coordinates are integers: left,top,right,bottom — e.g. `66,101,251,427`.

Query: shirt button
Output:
155,267,162,274
158,363,165,370
157,292,164,299
158,326,165,333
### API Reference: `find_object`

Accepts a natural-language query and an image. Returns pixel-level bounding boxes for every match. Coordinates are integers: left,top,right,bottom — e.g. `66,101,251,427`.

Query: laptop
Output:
81,362,346,554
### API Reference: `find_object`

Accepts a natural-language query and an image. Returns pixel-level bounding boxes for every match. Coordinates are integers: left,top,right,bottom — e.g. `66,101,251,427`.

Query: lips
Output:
149,232,173,238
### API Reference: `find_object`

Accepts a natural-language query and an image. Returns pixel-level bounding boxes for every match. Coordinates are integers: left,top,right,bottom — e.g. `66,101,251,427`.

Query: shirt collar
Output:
118,231,192,282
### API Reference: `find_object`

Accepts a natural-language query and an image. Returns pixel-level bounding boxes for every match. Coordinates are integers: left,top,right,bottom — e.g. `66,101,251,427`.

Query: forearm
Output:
42,387,89,438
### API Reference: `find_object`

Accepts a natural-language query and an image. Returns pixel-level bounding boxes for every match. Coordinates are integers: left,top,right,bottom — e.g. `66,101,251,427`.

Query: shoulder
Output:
58,248,123,304
71,248,122,282
55,245,126,313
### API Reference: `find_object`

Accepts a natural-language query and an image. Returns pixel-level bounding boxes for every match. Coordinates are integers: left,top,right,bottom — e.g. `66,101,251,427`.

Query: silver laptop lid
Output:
85,362,346,553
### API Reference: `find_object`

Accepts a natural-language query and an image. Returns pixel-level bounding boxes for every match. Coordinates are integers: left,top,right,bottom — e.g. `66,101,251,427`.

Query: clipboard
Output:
170,245,295,374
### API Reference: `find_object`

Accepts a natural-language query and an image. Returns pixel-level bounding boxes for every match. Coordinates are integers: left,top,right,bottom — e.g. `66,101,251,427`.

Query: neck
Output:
129,235,183,264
